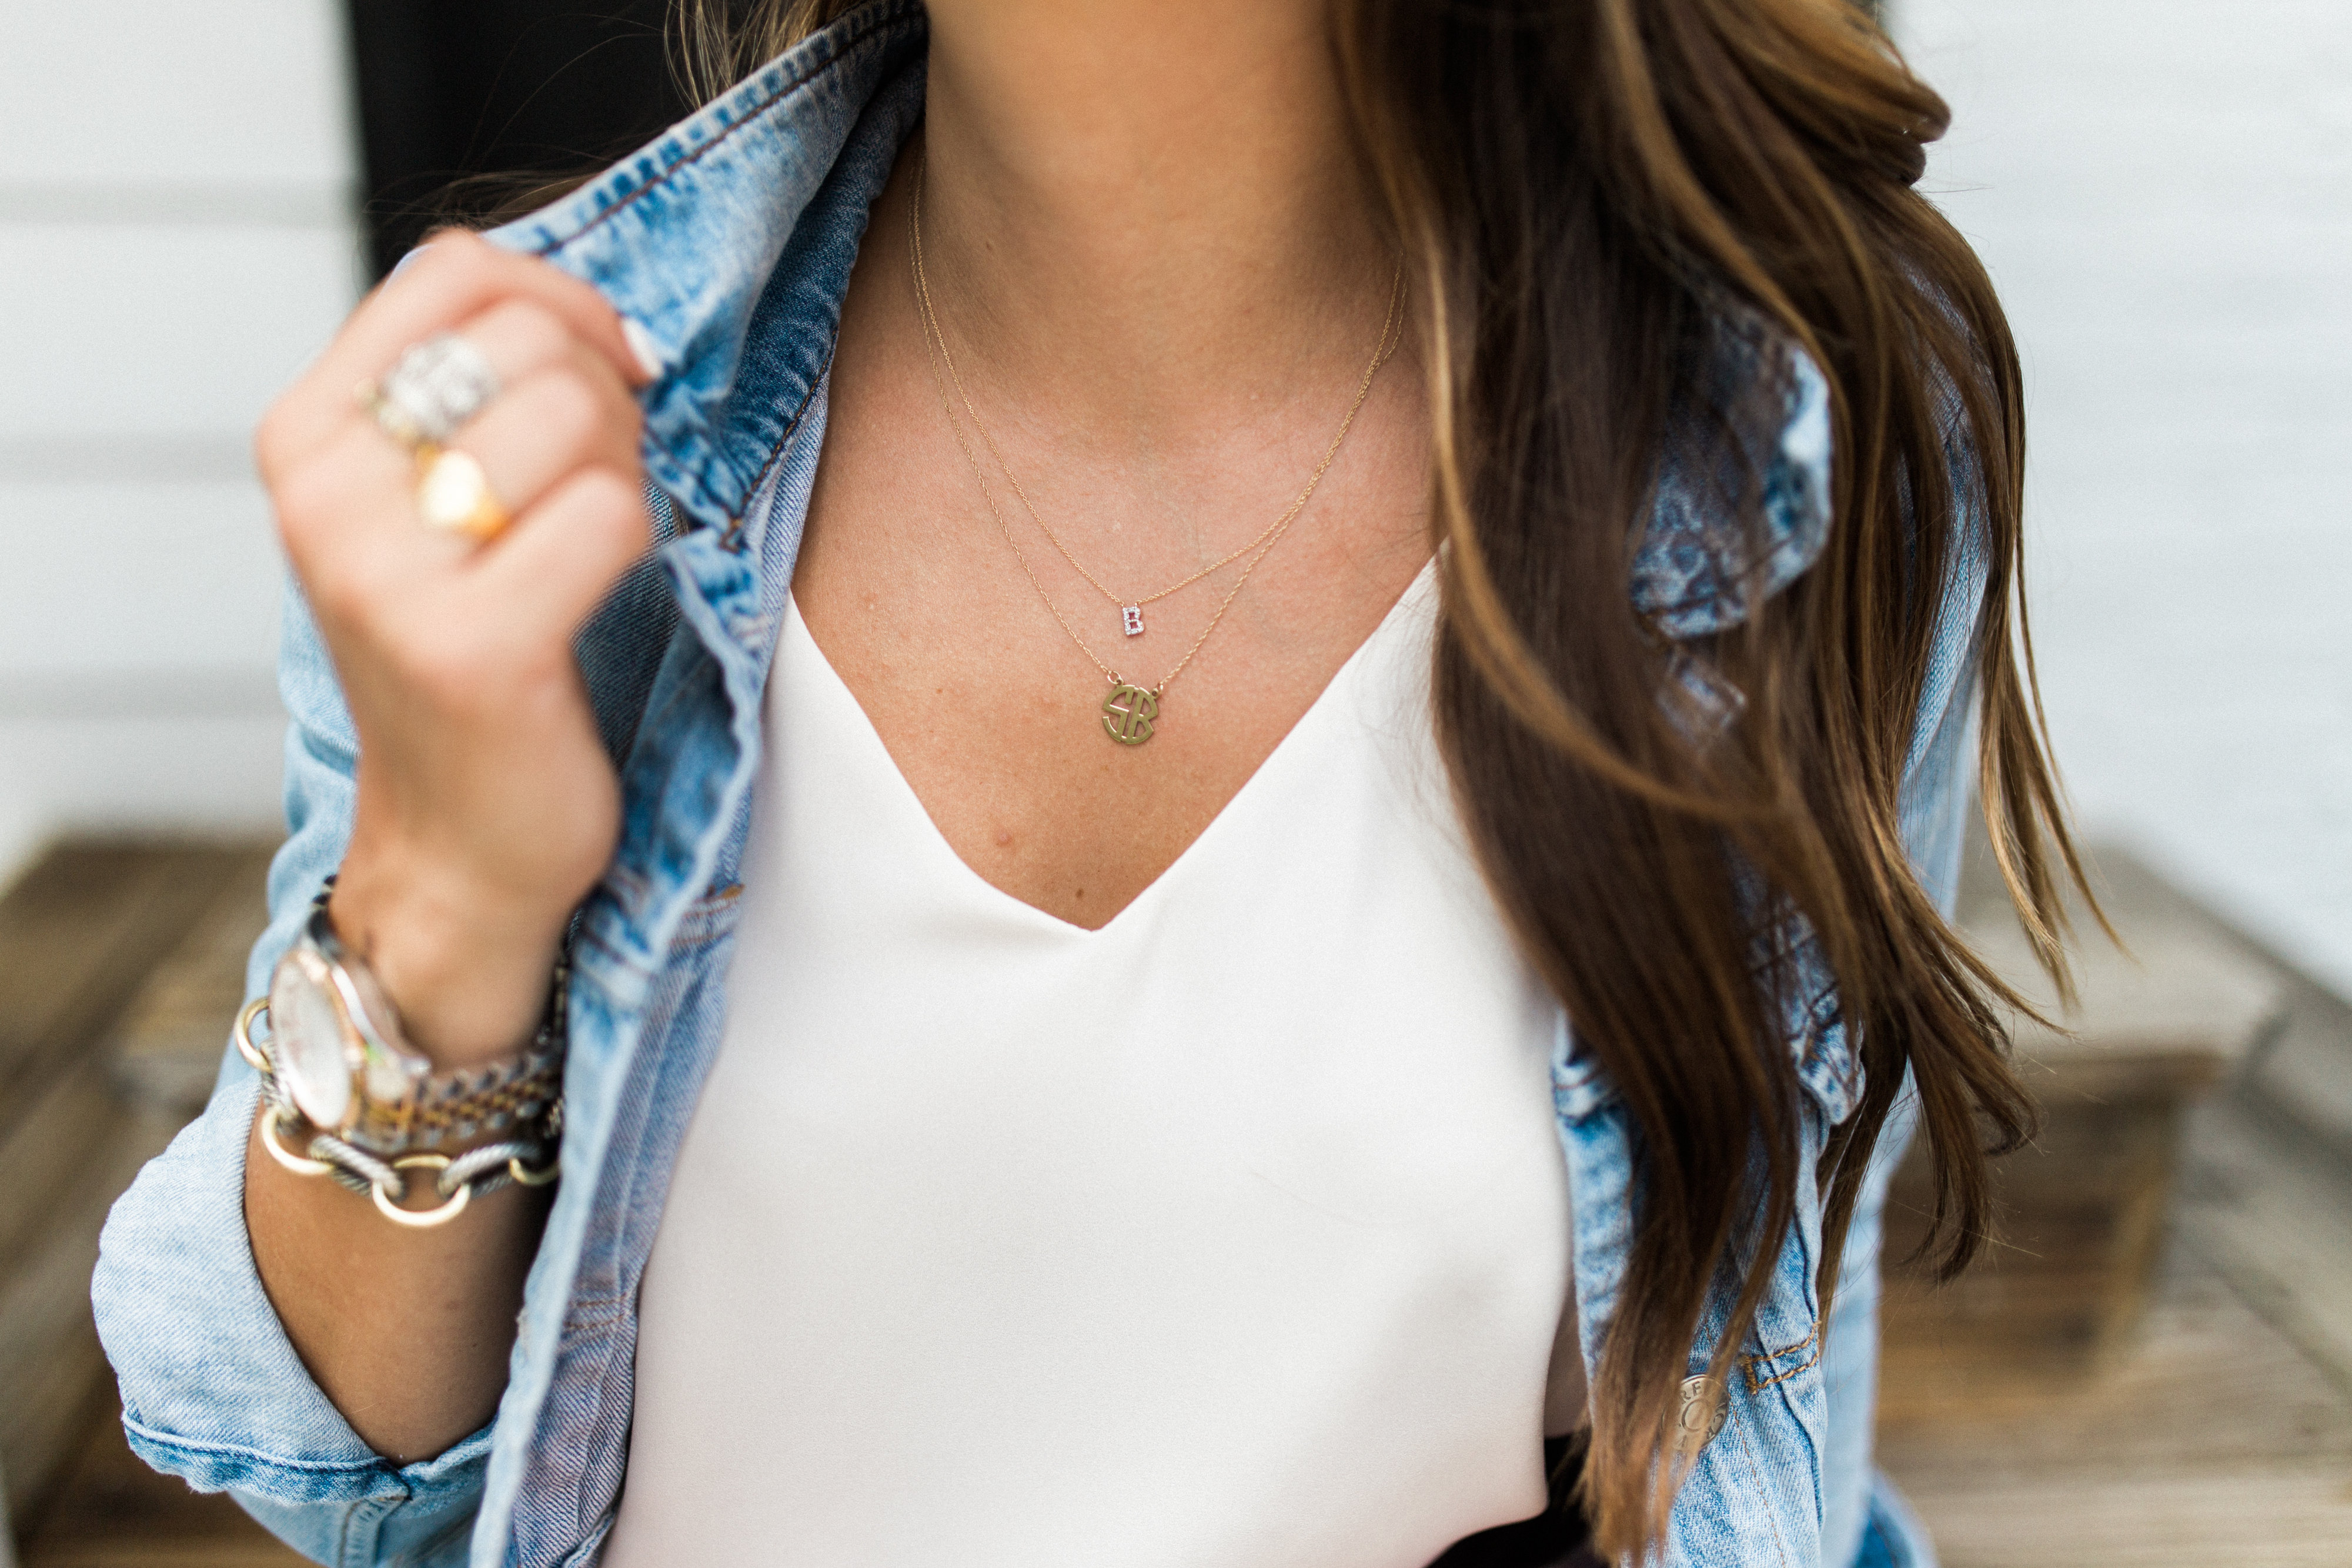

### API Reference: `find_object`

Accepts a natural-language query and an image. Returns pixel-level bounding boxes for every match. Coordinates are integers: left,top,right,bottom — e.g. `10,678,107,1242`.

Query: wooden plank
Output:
1955,837,2286,1096
1882,1236,2352,1565
11,847,295,1567
1880,1092,2187,1386
2177,1097,2352,1391
0,1103,189,1517
0,1062,125,1287
1,1322,106,1565
1889,837,2292,1380
1898,1468,2352,1568
2030,840,2352,1161
2246,1001,2352,1168
1882,1242,2352,1460
0,844,247,1132
0,840,275,1544
24,1549,306,1568
107,851,274,1116
18,1393,305,1568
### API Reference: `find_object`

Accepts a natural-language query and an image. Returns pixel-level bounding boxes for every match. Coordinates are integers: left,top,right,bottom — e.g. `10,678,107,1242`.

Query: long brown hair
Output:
687,0,2084,1555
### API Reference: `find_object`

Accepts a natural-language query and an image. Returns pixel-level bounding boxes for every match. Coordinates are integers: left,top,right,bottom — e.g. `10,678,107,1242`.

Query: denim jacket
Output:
93,4,1979,1564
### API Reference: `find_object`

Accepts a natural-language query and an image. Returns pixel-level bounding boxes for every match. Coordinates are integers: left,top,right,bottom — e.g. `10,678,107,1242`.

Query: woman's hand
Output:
256,230,657,1066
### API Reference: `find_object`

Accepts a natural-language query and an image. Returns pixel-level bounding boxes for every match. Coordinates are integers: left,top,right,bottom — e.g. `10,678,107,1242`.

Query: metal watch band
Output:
238,997,563,1228
292,890,565,1155
239,883,569,1225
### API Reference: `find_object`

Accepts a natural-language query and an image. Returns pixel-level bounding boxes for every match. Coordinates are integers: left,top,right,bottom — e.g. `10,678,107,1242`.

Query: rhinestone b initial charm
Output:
1121,605,1145,637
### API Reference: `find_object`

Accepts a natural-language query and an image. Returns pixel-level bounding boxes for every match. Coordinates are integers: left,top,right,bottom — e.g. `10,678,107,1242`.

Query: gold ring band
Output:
233,997,272,1073
415,446,512,543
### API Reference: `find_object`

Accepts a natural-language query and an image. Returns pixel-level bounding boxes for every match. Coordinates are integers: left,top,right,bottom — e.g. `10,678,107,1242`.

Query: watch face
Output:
270,950,355,1131
344,959,427,1108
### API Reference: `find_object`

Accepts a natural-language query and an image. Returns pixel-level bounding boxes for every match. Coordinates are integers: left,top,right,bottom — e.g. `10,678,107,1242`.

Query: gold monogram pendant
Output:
1101,683,1160,746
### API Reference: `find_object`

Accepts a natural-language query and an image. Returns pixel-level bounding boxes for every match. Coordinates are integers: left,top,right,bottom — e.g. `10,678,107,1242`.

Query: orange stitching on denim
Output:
669,888,747,945
532,2,915,260
1742,1319,1823,1392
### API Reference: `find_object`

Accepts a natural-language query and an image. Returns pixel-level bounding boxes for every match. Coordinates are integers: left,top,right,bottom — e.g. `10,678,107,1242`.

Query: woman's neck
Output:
916,0,1397,452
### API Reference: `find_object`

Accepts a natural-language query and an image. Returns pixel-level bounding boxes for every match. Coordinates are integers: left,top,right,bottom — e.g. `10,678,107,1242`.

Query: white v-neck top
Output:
606,567,1575,1568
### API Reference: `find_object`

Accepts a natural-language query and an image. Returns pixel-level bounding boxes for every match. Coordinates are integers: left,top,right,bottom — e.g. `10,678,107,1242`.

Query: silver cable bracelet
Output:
236,994,563,1230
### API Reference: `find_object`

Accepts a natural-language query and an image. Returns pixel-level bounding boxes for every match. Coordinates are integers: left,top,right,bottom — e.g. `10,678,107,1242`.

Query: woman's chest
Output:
784,231,1432,930
730,584,1564,1225
606,594,1575,1563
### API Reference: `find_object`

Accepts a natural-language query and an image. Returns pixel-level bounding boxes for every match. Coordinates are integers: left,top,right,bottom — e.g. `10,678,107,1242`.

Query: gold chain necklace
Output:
908,159,1402,747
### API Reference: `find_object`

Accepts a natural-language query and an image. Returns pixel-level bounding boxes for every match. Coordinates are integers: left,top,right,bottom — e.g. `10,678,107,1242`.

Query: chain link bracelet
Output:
236,989,564,1231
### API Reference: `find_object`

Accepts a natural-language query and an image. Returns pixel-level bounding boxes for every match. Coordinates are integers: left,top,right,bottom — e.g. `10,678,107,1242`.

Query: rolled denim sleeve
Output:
92,580,492,1568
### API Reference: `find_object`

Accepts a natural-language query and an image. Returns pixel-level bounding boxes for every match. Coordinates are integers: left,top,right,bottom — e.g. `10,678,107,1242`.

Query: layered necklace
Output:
908,159,1402,747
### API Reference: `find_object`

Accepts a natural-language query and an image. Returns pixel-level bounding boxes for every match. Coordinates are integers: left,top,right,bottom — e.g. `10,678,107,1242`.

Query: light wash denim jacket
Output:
94,4,1979,1564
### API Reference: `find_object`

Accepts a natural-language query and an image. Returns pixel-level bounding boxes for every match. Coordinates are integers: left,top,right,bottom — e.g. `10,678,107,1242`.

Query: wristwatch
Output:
259,891,564,1158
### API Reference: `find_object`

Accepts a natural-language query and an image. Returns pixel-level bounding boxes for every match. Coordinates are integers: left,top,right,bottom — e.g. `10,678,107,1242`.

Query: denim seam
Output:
667,885,746,942
554,1510,619,1567
560,1302,633,1336
573,929,657,997
1727,1410,1798,1567
576,884,742,999
122,1417,396,1481
523,2,917,262
668,910,742,951
336,1495,398,1568
562,1286,633,1315
721,341,835,549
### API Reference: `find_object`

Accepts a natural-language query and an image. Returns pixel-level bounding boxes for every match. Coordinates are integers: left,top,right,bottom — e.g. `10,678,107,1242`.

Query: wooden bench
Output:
0,830,2327,1563
1880,841,2287,1399
0,840,295,1567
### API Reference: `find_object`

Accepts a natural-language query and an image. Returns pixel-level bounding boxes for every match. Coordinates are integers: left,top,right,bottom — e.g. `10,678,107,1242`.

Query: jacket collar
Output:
486,0,928,547
485,0,1829,639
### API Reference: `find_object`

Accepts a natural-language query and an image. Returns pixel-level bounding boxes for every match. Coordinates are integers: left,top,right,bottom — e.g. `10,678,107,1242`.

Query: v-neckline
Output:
780,560,1438,938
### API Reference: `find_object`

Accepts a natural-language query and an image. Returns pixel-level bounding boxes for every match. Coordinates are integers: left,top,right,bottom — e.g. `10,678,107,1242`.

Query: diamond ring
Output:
358,332,502,452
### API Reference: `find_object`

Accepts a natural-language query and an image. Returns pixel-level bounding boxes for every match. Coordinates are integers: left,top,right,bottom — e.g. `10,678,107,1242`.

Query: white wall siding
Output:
1,1,353,188
0,225,355,436
0,1,359,880
1901,0,2352,992
0,481,284,676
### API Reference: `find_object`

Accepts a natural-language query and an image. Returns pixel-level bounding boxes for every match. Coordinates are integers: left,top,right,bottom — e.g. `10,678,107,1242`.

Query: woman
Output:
94,1,2077,1564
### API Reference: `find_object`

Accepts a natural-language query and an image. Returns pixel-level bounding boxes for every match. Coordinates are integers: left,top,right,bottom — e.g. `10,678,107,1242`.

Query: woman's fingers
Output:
349,232,652,392
452,298,579,391
270,423,466,644
470,465,654,646
259,233,652,479
449,345,643,523
258,226,659,680
276,335,640,587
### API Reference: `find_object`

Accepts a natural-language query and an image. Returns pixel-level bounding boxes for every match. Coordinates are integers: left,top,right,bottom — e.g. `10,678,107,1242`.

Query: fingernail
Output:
620,317,666,383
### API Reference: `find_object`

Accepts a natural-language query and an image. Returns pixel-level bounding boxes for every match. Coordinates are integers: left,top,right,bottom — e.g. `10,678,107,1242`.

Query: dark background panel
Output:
345,0,696,278
340,1,1893,281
